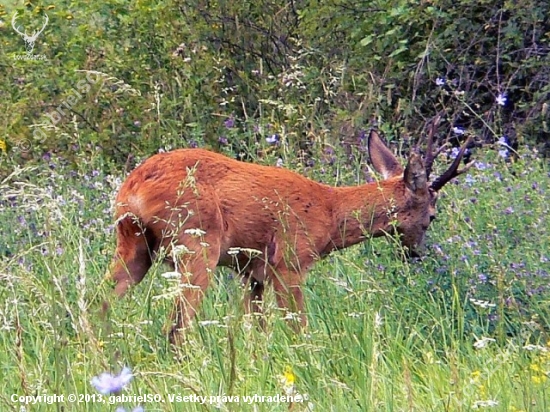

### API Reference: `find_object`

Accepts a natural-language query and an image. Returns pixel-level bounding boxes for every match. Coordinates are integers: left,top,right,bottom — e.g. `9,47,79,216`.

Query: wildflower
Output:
472,399,499,408
475,162,488,171
224,116,235,128
161,271,181,279
218,136,228,145
448,147,460,159
469,298,495,308
523,344,548,351
184,228,206,236
115,407,144,412
470,370,482,384
532,375,548,384
266,134,280,145
496,93,507,106
91,367,133,395
436,77,445,86
280,366,296,396
498,148,509,158
473,337,495,349
452,126,465,135
0,139,6,153
198,320,221,326
276,158,283,168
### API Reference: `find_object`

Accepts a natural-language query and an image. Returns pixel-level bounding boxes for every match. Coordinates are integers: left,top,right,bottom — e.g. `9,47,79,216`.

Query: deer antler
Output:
11,12,48,41
34,13,49,39
423,114,441,179
11,12,25,38
430,134,475,191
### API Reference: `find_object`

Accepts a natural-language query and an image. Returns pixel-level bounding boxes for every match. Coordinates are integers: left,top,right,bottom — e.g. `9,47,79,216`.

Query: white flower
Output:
496,93,507,106
161,271,181,279
469,298,496,309
199,320,220,326
91,367,133,395
523,344,548,351
436,77,445,86
497,136,508,146
184,228,206,236
452,127,465,135
473,337,496,349
472,399,499,408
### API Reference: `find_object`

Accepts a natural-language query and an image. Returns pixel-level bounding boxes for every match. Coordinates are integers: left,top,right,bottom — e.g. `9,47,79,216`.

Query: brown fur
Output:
111,131,453,343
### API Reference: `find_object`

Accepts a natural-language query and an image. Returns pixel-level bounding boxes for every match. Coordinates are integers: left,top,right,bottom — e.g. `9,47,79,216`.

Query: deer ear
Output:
368,130,403,179
404,152,428,192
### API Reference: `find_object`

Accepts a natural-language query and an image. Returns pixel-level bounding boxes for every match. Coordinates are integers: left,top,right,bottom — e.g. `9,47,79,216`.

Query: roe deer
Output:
111,123,473,343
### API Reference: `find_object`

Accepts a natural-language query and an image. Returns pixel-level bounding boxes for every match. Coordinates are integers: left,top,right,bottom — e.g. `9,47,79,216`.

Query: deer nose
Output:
430,215,436,223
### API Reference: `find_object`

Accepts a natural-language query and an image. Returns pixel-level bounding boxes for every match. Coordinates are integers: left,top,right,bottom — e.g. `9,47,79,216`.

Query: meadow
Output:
2,0,550,410
0,137,549,411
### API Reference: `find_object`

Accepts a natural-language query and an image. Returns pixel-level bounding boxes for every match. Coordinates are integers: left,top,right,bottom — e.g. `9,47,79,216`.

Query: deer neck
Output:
327,178,406,251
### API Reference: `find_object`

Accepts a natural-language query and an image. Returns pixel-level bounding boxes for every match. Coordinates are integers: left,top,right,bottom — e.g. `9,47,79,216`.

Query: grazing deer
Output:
110,123,473,343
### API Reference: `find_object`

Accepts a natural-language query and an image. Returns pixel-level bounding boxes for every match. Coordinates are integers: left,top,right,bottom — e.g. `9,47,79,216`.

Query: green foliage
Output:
2,0,549,167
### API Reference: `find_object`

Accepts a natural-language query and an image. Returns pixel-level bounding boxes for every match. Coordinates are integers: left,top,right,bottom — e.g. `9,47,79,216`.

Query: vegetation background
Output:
0,0,549,411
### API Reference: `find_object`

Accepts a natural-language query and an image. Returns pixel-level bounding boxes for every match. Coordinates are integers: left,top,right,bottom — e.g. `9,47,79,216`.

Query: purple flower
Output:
475,162,488,170
449,147,460,159
436,77,445,86
91,367,133,395
266,134,280,145
115,407,144,412
498,136,508,146
452,127,465,135
504,207,514,215
224,116,235,128
498,148,508,158
218,136,228,145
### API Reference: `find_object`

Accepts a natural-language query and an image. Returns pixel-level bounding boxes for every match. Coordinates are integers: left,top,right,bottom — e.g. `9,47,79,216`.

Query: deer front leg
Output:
169,242,220,345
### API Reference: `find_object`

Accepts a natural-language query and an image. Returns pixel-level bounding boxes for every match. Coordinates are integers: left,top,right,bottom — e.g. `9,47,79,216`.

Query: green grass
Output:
0,148,549,412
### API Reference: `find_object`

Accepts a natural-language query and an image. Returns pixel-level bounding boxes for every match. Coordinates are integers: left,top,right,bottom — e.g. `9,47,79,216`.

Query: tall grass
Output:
0,145,548,411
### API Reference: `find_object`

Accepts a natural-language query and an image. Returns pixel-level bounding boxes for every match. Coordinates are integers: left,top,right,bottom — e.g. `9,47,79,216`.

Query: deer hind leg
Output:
111,215,155,297
169,238,221,345
271,268,307,330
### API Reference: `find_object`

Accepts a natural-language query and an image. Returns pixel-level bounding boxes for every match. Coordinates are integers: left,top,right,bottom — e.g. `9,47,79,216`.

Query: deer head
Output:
367,118,474,256
12,11,49,55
